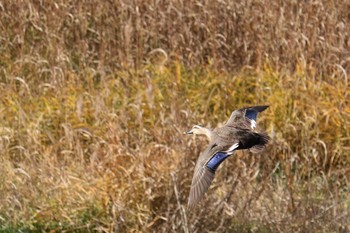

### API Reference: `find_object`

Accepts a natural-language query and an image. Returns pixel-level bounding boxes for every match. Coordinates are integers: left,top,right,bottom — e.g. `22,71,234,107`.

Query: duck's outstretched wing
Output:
225,105,269,129
188,143,239,208
187,160,215,209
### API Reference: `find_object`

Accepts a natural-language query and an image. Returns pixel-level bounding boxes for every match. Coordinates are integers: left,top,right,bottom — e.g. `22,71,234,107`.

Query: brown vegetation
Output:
0,0,349,232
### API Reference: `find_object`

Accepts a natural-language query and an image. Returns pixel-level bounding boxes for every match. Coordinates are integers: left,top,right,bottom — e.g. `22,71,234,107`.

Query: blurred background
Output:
0,1,349,232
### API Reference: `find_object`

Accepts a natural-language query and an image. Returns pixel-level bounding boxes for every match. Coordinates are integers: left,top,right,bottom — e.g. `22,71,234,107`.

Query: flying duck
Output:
185,105,270,208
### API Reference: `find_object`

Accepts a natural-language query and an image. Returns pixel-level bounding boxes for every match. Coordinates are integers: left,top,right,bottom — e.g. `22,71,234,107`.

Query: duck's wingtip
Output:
187,203,193,210
252,105,269,112
187,199,196,210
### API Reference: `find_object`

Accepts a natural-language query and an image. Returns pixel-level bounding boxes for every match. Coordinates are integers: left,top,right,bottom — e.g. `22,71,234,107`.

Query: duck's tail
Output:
250,131,270,153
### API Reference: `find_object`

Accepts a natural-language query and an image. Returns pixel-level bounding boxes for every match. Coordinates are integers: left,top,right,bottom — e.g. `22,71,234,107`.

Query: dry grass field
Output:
0,0,350,232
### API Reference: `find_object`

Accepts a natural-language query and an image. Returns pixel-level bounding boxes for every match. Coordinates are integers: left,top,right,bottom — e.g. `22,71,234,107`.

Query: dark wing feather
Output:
246,105,269,115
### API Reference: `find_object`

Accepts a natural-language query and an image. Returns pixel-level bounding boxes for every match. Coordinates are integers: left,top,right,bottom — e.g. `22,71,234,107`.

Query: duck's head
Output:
185,125,211,136
185,125,199,135
185,125,212,141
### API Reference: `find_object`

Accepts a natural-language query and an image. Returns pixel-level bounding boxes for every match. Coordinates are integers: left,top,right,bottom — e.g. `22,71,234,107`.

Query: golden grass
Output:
1,64,349,232
1,0,349,73
0,0,349,232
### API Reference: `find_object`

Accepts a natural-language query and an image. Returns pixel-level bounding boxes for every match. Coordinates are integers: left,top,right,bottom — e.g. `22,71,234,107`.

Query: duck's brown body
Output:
213,125,269,153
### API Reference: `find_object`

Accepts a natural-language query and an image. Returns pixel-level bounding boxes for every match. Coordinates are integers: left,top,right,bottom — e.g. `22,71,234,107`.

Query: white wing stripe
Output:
222,143,239,155
251,119,256,129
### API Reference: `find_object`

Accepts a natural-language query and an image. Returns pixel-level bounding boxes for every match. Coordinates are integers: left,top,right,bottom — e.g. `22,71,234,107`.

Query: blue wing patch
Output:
245,109,258,121
206,152,230,171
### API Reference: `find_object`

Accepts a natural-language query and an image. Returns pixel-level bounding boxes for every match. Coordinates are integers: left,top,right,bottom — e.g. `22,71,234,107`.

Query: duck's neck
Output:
199,127,213,141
